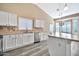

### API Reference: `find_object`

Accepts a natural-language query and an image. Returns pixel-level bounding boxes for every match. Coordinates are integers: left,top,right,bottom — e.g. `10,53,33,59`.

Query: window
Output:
61,21,66,33
65,20,71,33
55,22,60,36
56,22,60,32
49,24,54,33
18,17,33,30
61,20,71,33
73,17,78,34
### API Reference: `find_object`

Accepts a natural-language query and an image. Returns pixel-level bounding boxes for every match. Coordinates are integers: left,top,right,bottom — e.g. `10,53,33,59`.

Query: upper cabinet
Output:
0,11,17,26
8,13,17,26
34,19,44,28
0,11,8,26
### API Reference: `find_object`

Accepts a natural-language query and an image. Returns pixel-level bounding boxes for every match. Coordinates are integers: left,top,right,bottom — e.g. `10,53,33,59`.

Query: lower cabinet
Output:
71,41,79,56
3,35,8,51
23,34,28,45
48,37,71,56
27,33,34,44
66,40,71,56
3,33,34,52
23,33,34,46
16,34,23,48
40,32,48,41
3,35,16,52
48,37,66,56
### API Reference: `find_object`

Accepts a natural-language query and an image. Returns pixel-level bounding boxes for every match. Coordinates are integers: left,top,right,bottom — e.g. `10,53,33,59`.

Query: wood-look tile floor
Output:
3,40,50,56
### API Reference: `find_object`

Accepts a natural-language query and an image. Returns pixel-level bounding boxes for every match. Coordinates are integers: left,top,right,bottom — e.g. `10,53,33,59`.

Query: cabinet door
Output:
16,34,23,47
3,35,11,50
40,33,44,41
66,40,71,56
23,33,34,45
34,20,41,28
11,35,16,49
3,36,7,51
27,33,34,44
0,11,8,26
8,13,17,26
71,41,79,56
43,33,48,40
5,35,16,50
40,20,44,28
40,33,48,41
48,37,66,56
23,34,28,45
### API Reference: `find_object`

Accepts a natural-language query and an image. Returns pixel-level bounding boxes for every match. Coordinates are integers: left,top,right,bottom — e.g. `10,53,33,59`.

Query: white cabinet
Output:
34,20,44,28
3,33,34,52
23,34,28,45
16,34,23,47
66,40,71,56
48,37,66,56
40,20,44,28
8,13,17,26
0,11,8,26
71,41,79,56
3,35,8,51
3,35,16,52
6,35,16,50
23,33,34,46
34,20,40,28
40,32,48,41
48,37,72,56
0,11,17,26
10,35,16,49
27,33,34,44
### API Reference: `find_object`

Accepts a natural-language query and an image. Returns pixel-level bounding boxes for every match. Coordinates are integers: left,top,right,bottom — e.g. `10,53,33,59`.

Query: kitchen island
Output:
47,34,79,56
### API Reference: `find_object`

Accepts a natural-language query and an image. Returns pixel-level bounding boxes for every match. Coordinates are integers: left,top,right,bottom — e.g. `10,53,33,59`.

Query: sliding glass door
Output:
49,16,78,39
60,20,71,38
55,22,60,36
72,17,78,34
72,17,78,39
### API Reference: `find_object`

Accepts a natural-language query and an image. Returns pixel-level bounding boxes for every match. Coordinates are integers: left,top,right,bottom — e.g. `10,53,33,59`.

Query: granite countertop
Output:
48,34,79,42
0,31,33,35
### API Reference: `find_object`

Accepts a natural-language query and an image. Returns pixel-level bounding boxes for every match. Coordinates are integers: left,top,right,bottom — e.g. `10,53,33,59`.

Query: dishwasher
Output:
0,35,3,56
34,32,40,43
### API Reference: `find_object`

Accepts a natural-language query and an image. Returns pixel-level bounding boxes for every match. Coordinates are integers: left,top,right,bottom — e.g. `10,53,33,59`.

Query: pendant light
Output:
64,3,69,11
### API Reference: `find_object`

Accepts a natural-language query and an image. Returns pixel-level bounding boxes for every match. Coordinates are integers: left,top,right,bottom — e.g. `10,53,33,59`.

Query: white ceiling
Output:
35,3,79,19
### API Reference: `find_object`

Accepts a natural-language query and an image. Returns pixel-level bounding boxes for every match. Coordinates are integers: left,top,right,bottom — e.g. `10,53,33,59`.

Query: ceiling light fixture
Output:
56,8,62,18
64,3,69,11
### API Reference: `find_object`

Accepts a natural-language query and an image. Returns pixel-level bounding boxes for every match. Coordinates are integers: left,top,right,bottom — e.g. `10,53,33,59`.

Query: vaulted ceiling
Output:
35,3,79,19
